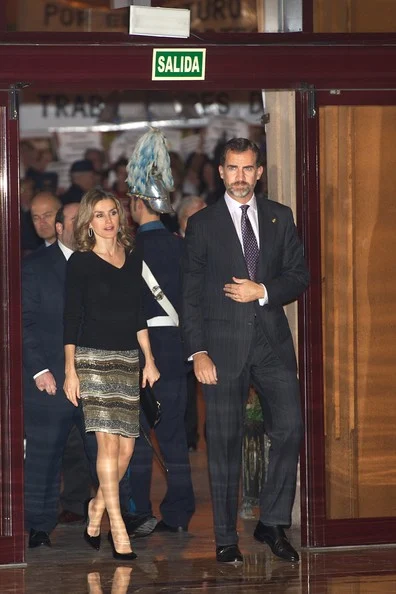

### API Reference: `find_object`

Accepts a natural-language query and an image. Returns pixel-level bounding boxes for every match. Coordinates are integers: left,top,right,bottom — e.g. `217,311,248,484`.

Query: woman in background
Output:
63,188,159,560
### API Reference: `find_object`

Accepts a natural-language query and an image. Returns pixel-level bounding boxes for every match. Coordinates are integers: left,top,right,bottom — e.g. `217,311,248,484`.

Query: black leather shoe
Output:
253,522,299,563
28,529,51,548
216,544,243,564
123,513,158,538
154,520,188,533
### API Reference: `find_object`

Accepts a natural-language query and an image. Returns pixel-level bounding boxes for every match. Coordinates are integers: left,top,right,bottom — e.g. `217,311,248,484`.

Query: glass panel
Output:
314,0,396,32
320,105,396,519
6,0,259,33
19,87,267,241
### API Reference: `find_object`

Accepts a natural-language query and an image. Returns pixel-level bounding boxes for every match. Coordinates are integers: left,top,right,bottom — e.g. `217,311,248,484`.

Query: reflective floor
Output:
1,450,396,593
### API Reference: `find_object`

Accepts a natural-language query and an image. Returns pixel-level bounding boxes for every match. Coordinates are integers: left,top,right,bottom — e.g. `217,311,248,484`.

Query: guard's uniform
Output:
124,221,195,528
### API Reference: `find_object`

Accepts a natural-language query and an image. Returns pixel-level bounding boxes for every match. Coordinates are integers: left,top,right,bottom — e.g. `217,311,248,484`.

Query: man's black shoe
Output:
153,520,188,533
253,522,299,563
216,544,243,564
28,529,51,548
123,513,158,538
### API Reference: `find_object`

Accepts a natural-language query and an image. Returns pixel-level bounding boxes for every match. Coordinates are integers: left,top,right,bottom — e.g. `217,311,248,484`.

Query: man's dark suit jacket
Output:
182,197,310,380
22,242,69,398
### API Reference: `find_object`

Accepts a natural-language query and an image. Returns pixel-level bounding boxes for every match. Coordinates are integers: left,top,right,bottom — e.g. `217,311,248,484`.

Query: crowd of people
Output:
21,130,309,565
20,141,227,253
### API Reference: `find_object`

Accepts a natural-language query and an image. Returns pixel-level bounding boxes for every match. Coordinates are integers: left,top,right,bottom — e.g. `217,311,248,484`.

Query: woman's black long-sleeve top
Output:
63,248,147,351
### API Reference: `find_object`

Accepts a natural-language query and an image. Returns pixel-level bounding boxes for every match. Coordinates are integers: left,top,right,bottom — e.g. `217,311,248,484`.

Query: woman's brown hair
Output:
74,188,133,252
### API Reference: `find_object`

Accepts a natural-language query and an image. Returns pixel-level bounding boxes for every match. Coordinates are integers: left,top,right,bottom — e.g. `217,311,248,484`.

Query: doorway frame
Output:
2,33,396,563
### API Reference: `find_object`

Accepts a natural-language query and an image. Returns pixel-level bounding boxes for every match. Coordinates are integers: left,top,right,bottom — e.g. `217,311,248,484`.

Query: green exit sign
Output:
152,49,206,81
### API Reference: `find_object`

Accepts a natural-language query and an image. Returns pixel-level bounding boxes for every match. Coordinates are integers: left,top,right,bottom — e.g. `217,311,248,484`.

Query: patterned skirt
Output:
75,346,140,438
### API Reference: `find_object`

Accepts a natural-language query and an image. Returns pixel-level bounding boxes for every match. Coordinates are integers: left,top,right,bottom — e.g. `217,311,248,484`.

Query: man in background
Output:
23,203,97,548
84,147,107,188
177,195,206,237
60,159,96,205
121,189,195,536
30,192,61,246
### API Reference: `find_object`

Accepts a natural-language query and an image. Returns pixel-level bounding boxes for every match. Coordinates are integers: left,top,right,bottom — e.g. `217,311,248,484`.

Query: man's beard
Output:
227,183,252,198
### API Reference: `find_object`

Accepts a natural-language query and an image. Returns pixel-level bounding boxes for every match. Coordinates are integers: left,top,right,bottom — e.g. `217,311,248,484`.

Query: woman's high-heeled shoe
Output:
108,531,137,560
83,498,101,551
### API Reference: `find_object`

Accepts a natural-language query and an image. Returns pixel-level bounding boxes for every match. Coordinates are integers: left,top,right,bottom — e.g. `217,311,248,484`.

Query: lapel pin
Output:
272,218,277,223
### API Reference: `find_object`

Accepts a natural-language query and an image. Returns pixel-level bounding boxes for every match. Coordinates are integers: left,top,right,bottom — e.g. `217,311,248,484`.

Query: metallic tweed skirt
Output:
75,346,140,438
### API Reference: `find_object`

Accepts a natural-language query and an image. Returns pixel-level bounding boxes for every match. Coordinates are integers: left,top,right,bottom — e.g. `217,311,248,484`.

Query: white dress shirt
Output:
58,240,73,261
224,192,267,306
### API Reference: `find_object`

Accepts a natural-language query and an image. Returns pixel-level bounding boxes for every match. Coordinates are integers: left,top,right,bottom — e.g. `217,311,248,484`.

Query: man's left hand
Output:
224,277,264,303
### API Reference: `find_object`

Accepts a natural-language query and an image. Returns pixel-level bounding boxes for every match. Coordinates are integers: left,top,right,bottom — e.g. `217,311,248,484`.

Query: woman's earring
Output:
88,227,93,238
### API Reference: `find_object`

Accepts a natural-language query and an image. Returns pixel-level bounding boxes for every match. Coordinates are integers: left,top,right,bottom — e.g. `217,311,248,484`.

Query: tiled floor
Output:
1,450,396,593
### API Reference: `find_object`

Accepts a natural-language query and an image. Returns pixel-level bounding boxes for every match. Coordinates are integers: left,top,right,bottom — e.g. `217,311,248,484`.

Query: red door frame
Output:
2,32,396,563
0,88,24,565
1,33,396,91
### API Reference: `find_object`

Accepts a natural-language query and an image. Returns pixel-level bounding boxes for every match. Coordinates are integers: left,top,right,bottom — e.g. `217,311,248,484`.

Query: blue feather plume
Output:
126,128,174,194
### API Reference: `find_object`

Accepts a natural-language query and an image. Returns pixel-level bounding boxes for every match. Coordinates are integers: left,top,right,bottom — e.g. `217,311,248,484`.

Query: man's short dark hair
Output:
219,138,262,167
55,206,65,226
70,159,94,174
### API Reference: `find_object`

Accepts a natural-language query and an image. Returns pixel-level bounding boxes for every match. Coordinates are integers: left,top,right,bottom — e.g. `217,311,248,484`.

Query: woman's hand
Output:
63,369,80,407
142,359,160,388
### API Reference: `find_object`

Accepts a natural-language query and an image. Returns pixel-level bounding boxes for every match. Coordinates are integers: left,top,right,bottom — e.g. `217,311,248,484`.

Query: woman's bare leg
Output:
87,434,134,541
94,432,134,553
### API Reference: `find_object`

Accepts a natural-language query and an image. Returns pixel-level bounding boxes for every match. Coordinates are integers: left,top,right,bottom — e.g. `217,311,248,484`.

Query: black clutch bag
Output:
140,384,161,428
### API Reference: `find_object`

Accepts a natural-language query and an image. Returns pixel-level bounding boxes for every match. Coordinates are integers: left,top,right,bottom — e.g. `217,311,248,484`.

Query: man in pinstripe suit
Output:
182,138,309,564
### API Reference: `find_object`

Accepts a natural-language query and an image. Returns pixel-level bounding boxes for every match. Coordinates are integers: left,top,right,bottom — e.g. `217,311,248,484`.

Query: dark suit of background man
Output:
122,195,195,534
22,203,98,548
182,138,310,564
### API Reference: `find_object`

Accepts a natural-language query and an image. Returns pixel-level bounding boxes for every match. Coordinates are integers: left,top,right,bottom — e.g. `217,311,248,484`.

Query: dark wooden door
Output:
298,89,396,547
0,87,24,565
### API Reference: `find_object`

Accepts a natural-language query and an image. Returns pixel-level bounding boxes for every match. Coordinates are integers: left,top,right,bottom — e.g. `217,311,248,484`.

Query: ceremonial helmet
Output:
126,128,174,214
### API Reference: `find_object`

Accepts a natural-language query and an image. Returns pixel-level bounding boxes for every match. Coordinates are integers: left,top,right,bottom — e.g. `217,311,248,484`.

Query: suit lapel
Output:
256,198,276,280
212,199,249,277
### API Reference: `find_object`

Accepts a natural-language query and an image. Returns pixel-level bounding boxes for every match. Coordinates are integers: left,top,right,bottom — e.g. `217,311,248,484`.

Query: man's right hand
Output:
35,371,57,396
193,353,218,385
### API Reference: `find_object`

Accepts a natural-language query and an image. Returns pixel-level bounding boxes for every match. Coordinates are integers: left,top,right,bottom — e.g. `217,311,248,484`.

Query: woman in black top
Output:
63,188,159,560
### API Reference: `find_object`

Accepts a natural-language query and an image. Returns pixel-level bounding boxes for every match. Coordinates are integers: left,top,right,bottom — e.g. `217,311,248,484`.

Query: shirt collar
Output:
224,192,257,214
138,221,166,233
57,240,74,260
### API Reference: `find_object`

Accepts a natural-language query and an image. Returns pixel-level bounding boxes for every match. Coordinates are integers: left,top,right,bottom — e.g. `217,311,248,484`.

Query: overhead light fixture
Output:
129,6,190,38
